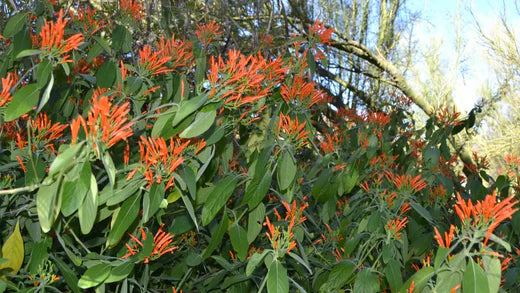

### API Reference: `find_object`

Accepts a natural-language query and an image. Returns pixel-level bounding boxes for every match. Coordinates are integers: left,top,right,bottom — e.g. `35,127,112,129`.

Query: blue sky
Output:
405,0,519,112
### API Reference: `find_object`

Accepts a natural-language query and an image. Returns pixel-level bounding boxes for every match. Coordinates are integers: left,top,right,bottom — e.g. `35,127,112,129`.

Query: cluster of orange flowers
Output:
36,9,84,64
156,34,194,72
278,113,310,147
264,199,308,254
0,72,17,107
308,20,334,45
385,173,428,193
70,88,134,149
454,192,518,245
281,72,328,108
127,136,190,190
196,20,222,46
71,6,106,36
208,50,289,108
122,224,178,263
433,224,456,248
120,0,145,21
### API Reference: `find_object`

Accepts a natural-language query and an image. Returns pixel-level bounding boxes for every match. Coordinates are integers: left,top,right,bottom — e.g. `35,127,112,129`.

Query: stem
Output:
257,274,268,293
0,184,39,195
177,267,192,290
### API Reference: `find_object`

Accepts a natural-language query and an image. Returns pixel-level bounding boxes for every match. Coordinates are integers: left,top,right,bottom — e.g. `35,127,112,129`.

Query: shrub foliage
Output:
0,1,519,292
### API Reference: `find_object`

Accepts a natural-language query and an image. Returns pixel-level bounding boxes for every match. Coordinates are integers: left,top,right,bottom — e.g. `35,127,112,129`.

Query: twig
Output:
0,184,39,195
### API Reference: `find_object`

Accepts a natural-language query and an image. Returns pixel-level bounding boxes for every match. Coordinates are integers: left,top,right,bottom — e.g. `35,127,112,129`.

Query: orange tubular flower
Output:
156,34,194,71
278,113,310,147
0,72,17,107
70,89,134,149
120,0,145,21
196,20,223,46
454,192,518,245
127,136,189,190
72,6,106,36
38,9,84,64
30,113,68,154
387,173,427,193
208,50,288,108
309,20,334,45
281,72,328,108
386,216,408,239
433,225,456,248
139,45,172,76
122,224,178,263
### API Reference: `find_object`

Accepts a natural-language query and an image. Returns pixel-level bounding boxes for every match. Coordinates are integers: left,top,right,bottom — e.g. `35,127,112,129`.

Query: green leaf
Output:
410,201,434,224
171,94,208,126
4,84,40,121
36,59,52,89
151,109,175,138
48,142,85,177
202,211,228,259
323,260,355,290
201,176,238,226
399,267,434,293
195,53,206,86
179,110,216,138
312,169,335,202
0,221,24,276
101,151,116,186
384,259,402,293
27,239,50,274
61,161,91,216
37,72,53,112
246,251,269,276
105,262,134,283
104,177,143,206
37,179,61,233
267,260,289,293
96,61,117,88
112,25,132,53
247,203,265,244
229,223,248,261
243,169,272,210
278,150,296,190
107,194,141,246
423,146,440,168
353,269,380,293
143,182,164,222
3,12,27,38
178,165,197,200
78,174,98,234
463,258,489,293
488,233,511,252
434,246,450,270
78,263,111,289
181,194,199,231
482,255,501,293
15,49,42,59
53,256,80,293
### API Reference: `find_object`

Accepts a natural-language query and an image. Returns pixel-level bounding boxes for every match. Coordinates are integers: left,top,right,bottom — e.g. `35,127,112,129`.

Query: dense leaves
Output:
0,1,519,292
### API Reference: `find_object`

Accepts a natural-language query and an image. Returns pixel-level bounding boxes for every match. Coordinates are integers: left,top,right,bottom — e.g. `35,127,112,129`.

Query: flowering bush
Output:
0,1,519,293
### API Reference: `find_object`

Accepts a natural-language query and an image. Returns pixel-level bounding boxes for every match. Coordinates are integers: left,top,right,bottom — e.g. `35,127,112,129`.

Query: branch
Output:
0,184,39,195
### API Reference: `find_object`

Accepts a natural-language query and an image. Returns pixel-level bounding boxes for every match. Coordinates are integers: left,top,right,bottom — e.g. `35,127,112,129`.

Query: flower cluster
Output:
281,72,328,108
122,224,178,263
70,88,134,149
120,0,145,21
454,192,518,245
208,50,288,108
0,71,17,107
277,113,310,148
196,20,222,47
264,199,308,255
127,136,189,189
37,9,84,64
